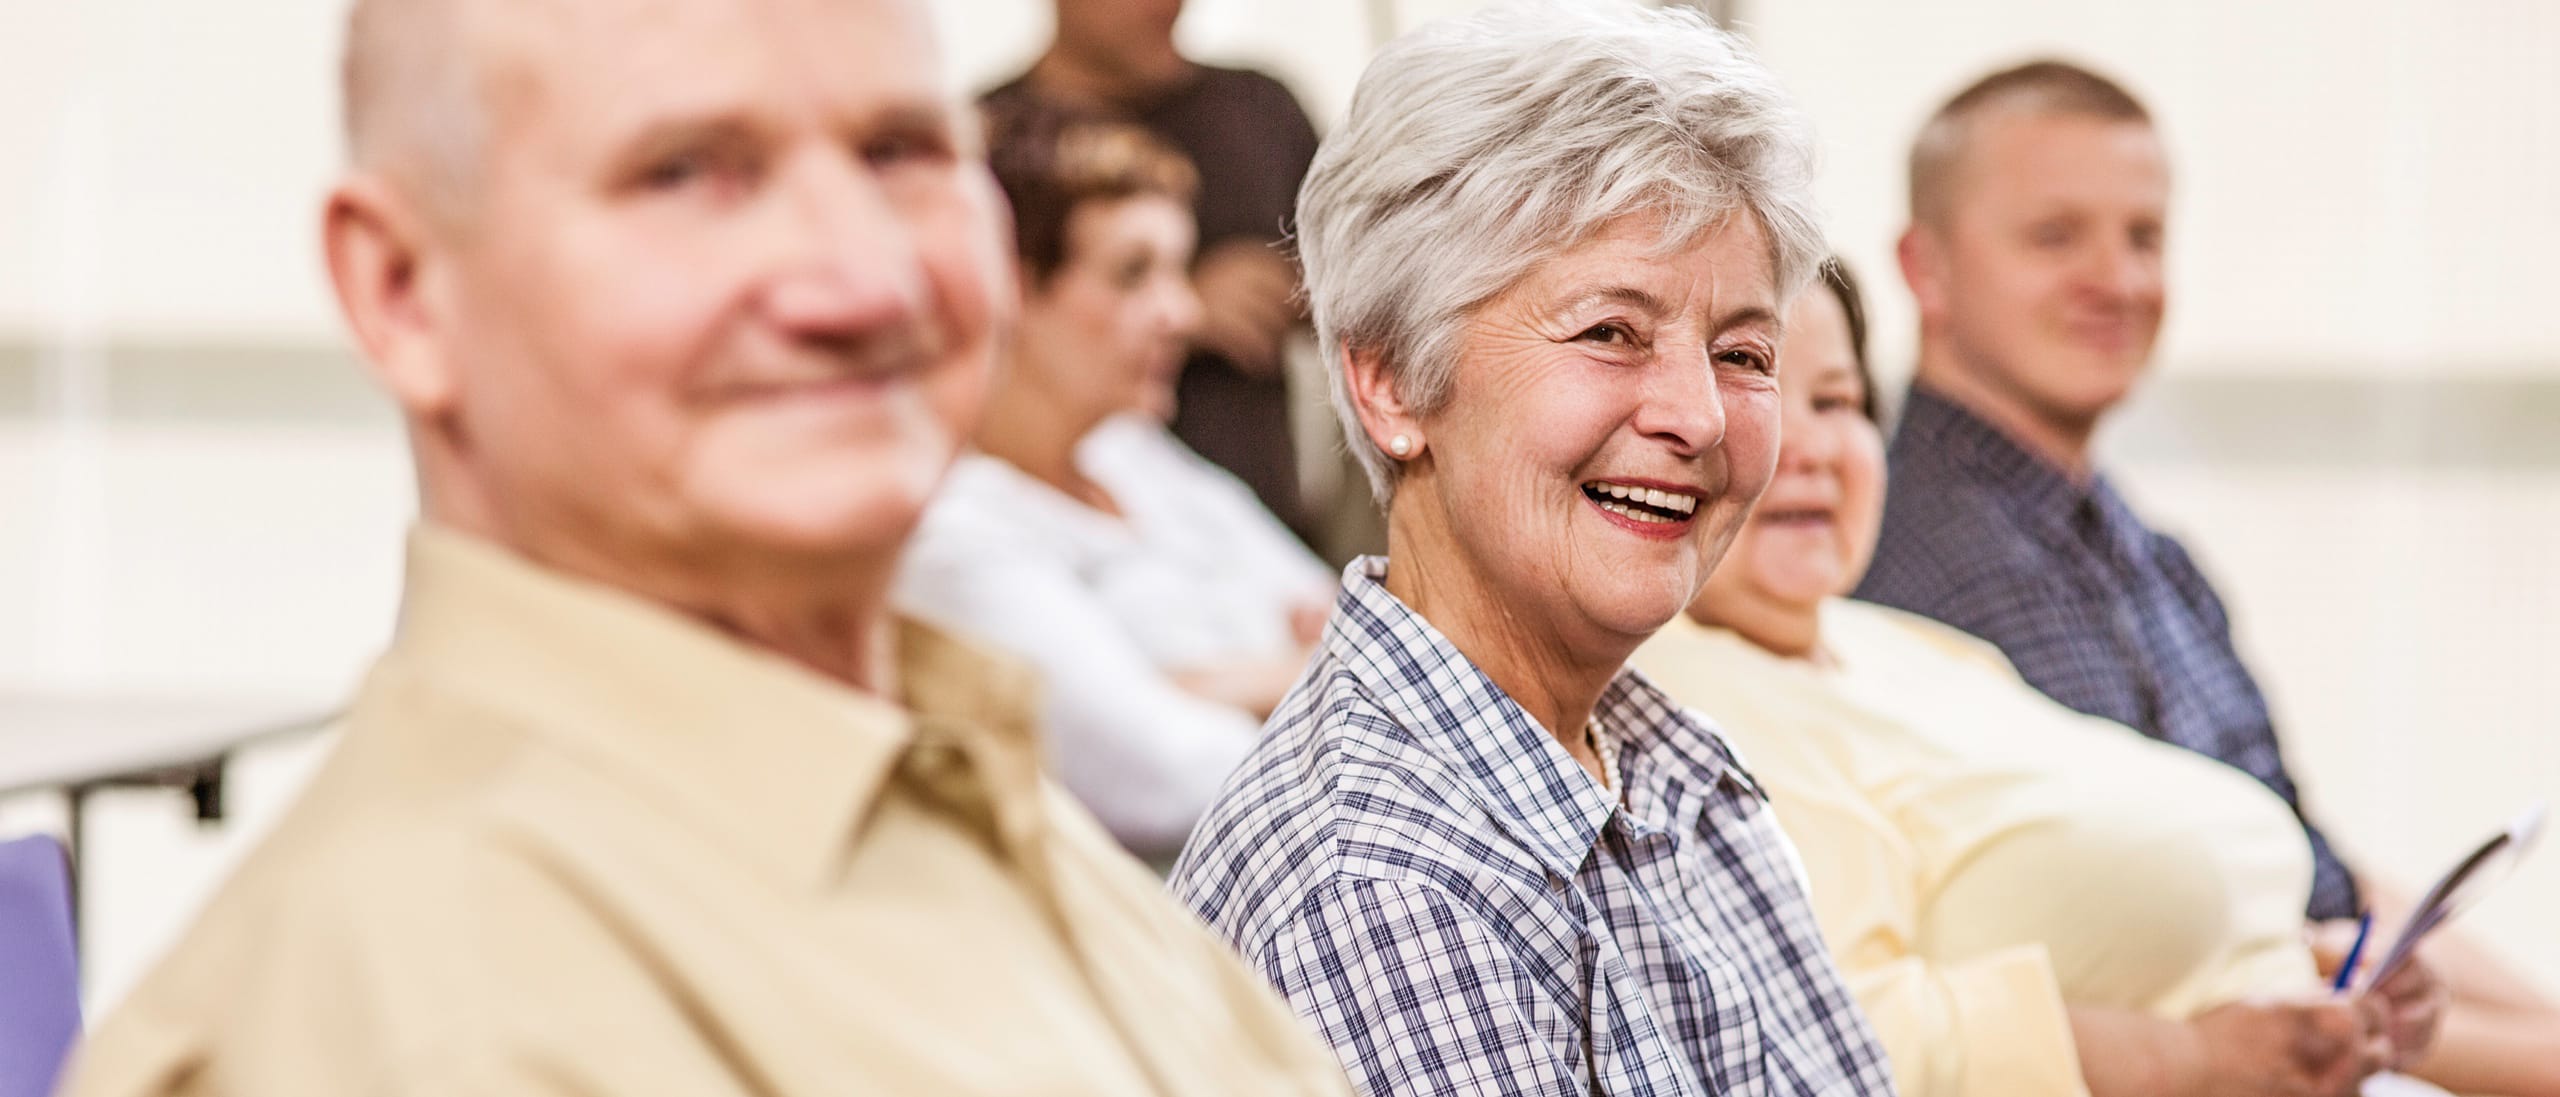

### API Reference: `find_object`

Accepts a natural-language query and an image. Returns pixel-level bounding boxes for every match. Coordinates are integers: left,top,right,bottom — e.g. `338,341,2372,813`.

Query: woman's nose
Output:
1628,347,1728,458
1781,405,1840,469
1161,276,1205,339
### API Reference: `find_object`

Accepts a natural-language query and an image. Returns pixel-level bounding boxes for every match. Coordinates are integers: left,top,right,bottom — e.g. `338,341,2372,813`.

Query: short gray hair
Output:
343,0,492,224
1298,1,1824,503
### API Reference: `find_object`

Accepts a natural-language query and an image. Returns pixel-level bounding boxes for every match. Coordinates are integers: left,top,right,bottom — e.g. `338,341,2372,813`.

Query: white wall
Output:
1749,0,2560,389
2116,462,2560,994
2,0,346,342
5,0,2556,1008
11,0,2558,366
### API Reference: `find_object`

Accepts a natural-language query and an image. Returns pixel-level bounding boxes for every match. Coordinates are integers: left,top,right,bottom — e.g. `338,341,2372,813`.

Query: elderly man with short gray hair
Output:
57,1,1357,1094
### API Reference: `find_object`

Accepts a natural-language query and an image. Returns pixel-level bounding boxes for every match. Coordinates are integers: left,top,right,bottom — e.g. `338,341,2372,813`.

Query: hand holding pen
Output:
2313,913,2448,1071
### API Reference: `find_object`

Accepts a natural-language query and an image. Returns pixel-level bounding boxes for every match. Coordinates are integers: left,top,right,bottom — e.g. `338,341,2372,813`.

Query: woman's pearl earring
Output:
1388,434,1414,458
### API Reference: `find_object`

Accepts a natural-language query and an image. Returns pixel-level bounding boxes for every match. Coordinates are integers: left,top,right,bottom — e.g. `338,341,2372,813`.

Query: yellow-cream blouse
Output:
1633,599,2320,1097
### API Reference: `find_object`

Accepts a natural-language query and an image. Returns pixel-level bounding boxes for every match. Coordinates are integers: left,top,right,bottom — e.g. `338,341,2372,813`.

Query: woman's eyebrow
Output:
1717,303,1780,335
1557,285,1671,316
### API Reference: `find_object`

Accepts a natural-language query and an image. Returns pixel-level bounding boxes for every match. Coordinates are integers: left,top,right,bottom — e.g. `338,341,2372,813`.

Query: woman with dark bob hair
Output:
898,105,1333,861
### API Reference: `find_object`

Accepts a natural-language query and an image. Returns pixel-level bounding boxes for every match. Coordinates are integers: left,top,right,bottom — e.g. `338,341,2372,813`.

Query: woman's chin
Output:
1571,577,1700,647
1131,385,1178,423
1749,567,1842,612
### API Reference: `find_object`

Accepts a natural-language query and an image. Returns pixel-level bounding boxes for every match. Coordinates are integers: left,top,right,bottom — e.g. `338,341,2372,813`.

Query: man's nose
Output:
760,151,932,337
2083,233,2161,305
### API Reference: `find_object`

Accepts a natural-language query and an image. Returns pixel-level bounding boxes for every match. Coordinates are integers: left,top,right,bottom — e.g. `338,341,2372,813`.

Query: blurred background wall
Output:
3,0,2554,1009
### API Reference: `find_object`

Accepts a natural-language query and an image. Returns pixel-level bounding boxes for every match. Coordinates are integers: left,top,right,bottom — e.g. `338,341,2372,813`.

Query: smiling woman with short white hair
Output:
1169,4,1893,1094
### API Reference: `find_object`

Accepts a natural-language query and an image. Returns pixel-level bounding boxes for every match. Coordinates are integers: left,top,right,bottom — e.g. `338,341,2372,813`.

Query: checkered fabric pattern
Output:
1170,558,1897,1097
1854,383,2361,921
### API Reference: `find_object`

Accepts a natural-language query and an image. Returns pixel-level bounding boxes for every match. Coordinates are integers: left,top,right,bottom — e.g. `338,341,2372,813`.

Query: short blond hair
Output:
1908,59,2151,226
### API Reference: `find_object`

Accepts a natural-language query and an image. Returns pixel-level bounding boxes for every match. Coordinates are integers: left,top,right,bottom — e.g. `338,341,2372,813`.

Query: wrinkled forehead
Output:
473,0,955,160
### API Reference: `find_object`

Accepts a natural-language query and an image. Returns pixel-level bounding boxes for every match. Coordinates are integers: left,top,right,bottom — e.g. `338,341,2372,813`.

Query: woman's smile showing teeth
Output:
1582,480,1702,534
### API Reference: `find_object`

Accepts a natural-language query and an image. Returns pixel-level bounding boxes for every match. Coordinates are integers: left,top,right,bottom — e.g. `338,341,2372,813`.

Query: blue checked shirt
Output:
1854,383,2360,920
1171,558,1897,1097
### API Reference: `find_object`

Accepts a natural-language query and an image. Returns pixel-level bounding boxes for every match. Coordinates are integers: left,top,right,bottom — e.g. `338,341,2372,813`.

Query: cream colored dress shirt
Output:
1632,600,2322,1097
63,527,1354,1097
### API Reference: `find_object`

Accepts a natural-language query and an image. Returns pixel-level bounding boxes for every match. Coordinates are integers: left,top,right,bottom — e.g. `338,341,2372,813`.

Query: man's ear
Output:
324,175,459,419
1897,222,1948,325
1342,343,1424,461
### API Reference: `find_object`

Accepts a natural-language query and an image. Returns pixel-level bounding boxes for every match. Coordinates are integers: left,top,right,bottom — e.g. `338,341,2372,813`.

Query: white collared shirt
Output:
895,414,1332,859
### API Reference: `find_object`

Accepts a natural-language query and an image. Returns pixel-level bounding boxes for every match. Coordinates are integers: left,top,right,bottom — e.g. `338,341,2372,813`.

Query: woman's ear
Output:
1342,344,1424,461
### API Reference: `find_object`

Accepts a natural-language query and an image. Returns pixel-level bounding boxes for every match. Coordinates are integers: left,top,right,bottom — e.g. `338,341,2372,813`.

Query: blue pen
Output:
2332,910,2375,992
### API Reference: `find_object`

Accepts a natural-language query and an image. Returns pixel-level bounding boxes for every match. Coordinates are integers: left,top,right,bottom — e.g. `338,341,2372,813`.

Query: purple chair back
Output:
0,835,79,1097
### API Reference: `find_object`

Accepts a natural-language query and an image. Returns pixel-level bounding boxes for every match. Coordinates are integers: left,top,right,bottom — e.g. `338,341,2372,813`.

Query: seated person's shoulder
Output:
75,688,705,1095
892,470,1088,622
2140,524,2220,588
1860,482,2058,610
1833,598,2027,680
73,793,613,1095
1175,669,1545,947
1871,472,2029,563
904,460,1047,552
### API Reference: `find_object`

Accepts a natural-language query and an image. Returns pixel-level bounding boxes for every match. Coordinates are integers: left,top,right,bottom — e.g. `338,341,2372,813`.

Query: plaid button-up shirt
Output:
1171,558,1897,1097
1854,383,2360,920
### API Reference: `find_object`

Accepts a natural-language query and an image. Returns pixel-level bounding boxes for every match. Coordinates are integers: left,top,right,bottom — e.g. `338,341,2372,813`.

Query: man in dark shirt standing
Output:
986,0,1322,540
1849,60,2366,922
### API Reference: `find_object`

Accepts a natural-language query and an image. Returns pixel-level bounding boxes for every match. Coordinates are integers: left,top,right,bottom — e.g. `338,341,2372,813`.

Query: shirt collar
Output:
1607,659,1768,834
1896,382,2151,560
1322,556,1760,880
385,525,1044,892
